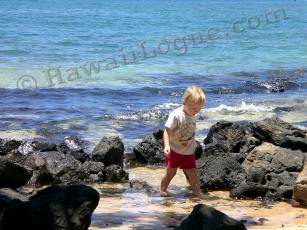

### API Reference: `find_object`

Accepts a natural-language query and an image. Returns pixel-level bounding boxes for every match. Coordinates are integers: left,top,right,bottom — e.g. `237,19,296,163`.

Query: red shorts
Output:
166,150,196,169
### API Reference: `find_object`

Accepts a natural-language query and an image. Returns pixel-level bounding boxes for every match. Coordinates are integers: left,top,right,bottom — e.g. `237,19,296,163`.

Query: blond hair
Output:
183,86,205,105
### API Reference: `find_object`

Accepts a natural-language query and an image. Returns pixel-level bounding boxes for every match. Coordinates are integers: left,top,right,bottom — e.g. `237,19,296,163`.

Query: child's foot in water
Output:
160,191,171,197
194,192,214,200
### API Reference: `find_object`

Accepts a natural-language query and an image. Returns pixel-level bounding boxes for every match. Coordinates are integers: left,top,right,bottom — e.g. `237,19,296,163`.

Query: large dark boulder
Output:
200,118,307,200
0,200,30,230
27,184,99,230
92,136,124,167
242,142,304,174
230,142,304,200
252,117,307,152
0,188,31,230
133,130,164,164
0,158,32,189
36,151,81,182
203,120,260,164
0,187,31,230
204,121,253,154
0,185,99,230
176,204,247,230
203,117,307,156
231,171,298,200
7,151,82,186
197,154,246,190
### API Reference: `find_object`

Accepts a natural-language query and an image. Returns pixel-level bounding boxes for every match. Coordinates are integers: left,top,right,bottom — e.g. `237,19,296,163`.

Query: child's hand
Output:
164,145,171,158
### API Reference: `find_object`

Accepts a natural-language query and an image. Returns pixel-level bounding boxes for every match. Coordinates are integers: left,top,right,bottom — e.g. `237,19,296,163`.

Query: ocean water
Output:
0,0,307,152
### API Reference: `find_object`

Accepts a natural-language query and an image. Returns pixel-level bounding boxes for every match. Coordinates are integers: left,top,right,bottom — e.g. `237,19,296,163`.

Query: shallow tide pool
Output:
89,166,307,230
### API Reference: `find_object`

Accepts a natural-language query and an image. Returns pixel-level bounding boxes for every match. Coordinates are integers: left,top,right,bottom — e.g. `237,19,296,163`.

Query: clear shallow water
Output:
88,166,307,230
0,0,307,151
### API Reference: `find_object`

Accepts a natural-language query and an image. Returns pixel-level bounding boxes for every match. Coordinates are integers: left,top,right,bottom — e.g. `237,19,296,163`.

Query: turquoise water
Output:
0,0,306,150
0,0,306,88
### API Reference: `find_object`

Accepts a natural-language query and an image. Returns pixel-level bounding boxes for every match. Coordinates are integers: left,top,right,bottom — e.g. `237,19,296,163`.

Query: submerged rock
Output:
103,164,128,182
128,179,155,193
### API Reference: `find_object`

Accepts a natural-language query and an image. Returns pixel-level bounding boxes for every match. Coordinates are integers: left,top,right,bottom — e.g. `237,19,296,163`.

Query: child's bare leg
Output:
183,168,202,197
183,170,192,190
160,168,177,196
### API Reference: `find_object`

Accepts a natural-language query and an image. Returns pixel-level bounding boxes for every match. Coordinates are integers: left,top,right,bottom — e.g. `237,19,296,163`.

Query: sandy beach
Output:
89,166,307,230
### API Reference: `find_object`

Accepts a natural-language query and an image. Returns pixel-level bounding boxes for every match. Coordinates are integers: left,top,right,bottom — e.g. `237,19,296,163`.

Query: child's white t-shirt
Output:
165,106,197,155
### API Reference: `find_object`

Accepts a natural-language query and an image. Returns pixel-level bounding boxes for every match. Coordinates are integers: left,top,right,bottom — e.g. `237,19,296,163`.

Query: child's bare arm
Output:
163,128,171,157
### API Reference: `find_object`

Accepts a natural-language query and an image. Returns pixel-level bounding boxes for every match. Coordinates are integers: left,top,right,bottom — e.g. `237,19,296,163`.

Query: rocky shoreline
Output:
133,117,307,203
1,117,307,229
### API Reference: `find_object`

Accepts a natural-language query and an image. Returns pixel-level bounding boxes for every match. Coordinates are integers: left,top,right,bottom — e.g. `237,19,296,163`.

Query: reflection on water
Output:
89,166,307,230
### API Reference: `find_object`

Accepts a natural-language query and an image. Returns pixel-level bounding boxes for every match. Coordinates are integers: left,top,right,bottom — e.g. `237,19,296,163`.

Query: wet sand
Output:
89,166,307,230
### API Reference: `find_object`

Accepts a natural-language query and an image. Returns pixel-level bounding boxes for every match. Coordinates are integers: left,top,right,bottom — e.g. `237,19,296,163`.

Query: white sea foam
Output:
153,102,180,109
206,102,274,113
260,83,275,90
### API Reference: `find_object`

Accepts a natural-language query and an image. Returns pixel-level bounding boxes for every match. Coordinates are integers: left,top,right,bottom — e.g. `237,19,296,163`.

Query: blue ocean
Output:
0,0,306,152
